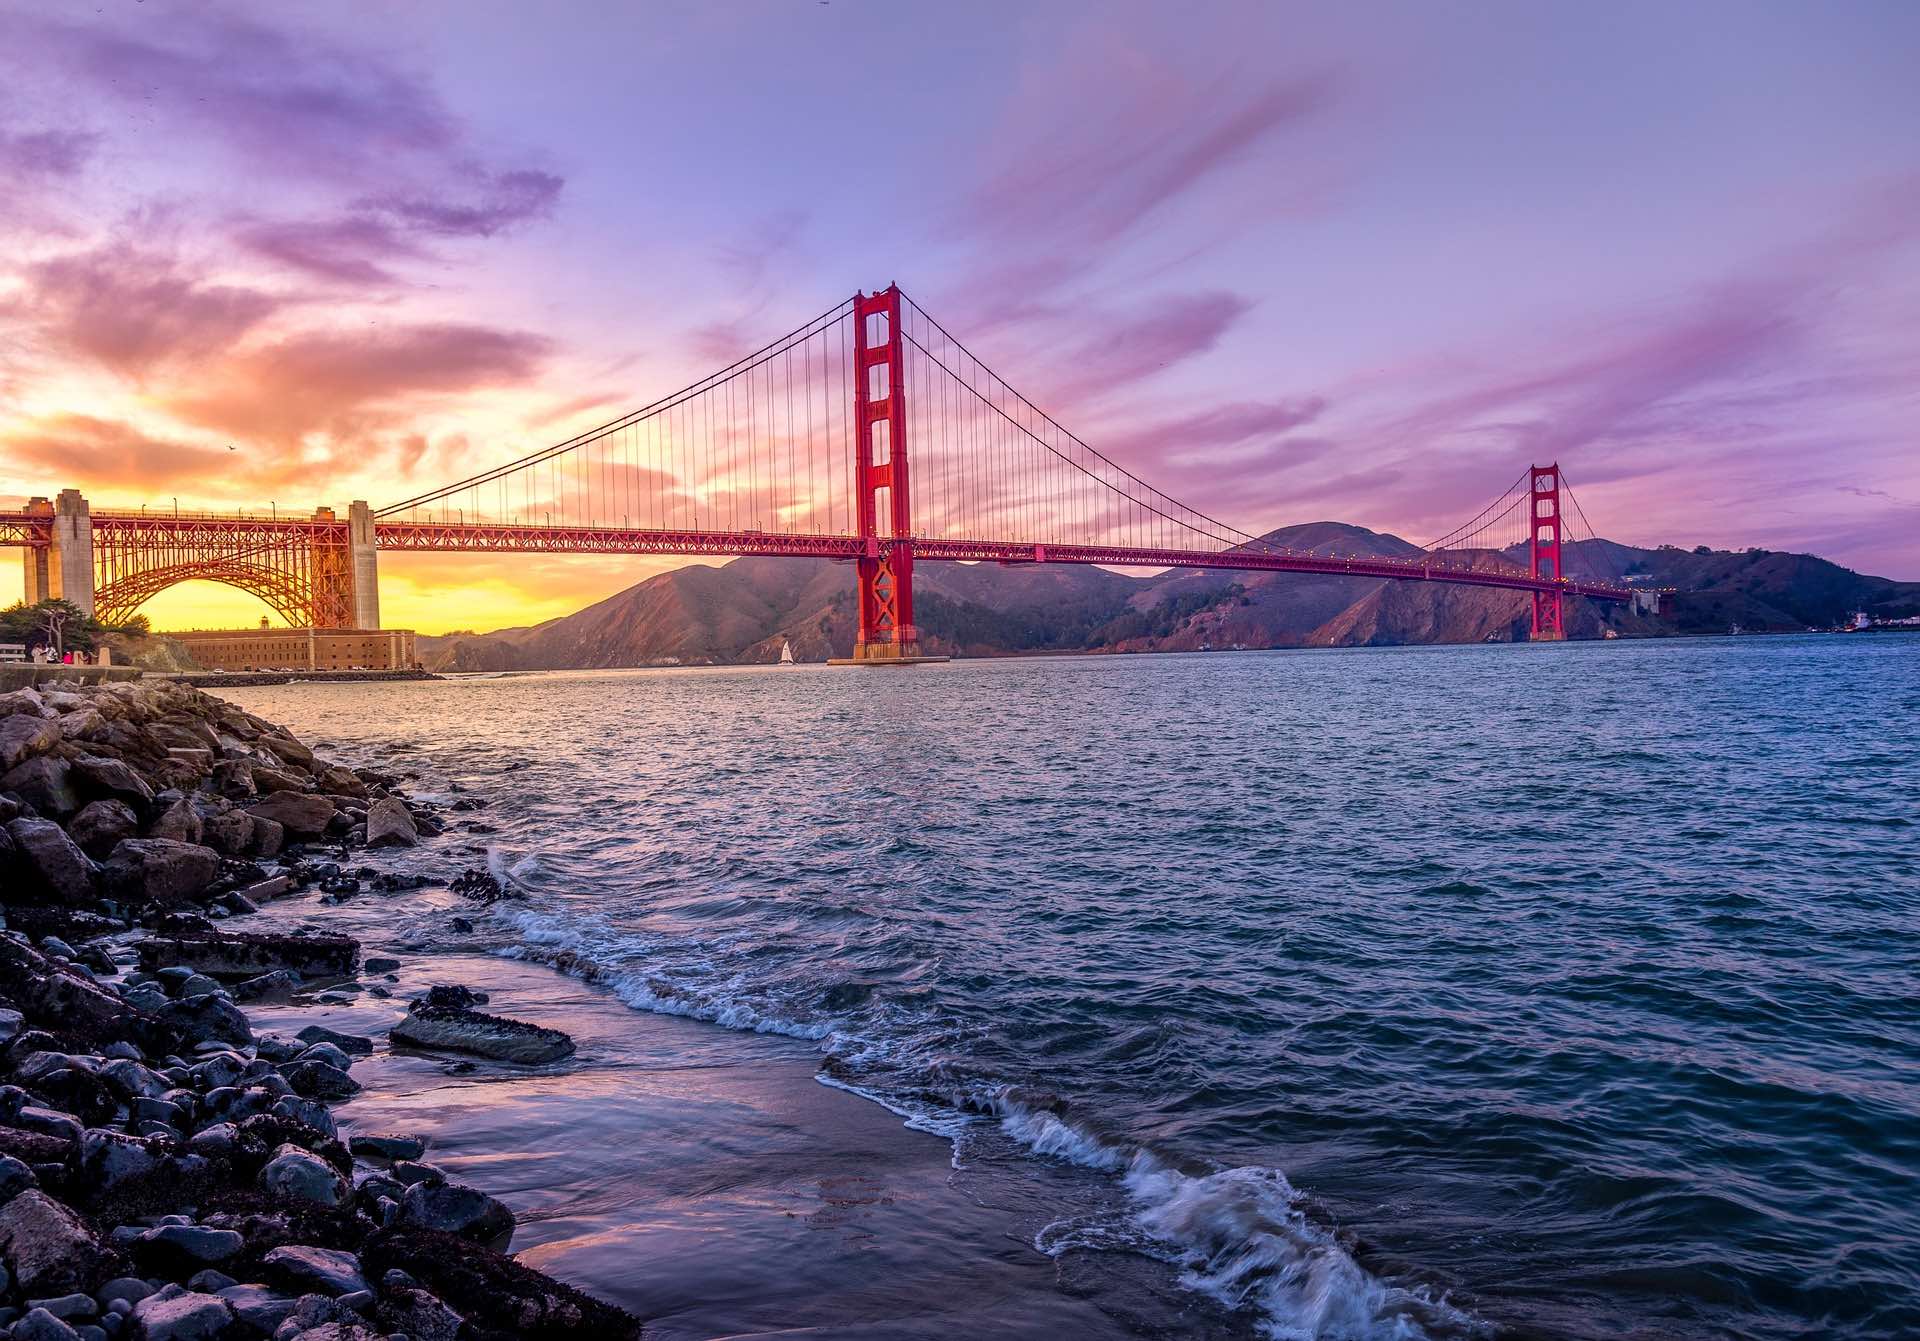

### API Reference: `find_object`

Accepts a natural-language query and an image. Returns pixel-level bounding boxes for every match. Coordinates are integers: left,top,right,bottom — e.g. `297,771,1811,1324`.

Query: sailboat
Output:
778,639,796,665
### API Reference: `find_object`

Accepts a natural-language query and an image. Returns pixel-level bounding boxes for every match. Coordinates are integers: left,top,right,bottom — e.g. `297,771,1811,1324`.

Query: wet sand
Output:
239,889,1146,1339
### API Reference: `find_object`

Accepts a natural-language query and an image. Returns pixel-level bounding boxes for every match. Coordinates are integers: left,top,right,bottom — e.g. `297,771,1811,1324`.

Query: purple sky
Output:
2,2,1917,627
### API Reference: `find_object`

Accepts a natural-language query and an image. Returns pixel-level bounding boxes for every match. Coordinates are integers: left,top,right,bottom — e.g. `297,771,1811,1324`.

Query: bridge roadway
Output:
2,508,1639,606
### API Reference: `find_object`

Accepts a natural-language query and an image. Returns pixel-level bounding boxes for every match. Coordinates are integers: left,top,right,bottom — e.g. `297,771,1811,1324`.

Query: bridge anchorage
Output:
4,283,1660,653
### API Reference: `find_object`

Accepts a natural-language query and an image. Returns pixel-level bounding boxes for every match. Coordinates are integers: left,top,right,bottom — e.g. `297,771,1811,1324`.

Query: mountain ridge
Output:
414,523,1920,669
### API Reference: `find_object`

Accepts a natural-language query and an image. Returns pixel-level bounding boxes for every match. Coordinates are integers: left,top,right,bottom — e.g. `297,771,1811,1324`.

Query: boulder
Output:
0,713,61,772
314,764,367,798
5,817,100,905
129,1290,238,1341
347,1133,424,1162
284,1059,360,1099
197,810,255,857
259,1243,367,1296
215,1283,298,1334
0,1190,118,1295
230,970,301,1002
145,797,204,845
11,1308,81,1341
296,1025,374,1055
390,1005,574,1064
101,839,222,904
259,1145,350,1207
363,797,418,847
245,791,334,838
248,764,306,796
153,992,251,1048
68,799,140,859
135,1223,246,1267
246,816,285,858
208,759,255,801
69,754,156,808
137,931,358,980
399,1180,515,1244
1,756,80,818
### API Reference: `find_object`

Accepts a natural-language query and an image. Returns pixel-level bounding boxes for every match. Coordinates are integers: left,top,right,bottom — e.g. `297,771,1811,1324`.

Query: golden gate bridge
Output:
1,286,1653,657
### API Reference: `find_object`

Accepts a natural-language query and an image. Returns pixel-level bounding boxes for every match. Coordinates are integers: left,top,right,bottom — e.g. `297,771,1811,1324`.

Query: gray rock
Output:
137,932,357,981
26,1293,96,1320
68,800,140,860
214,1284,295,1333
1,757,79,818
268,1097,337,1139
144,798,203,846
0,1153,37,1202
259,1146,349,1207
6,817,100,905
0,713,61,771
294,1041,352,1070
361,957,400,974
96,1279,152,1309
259,1245,368,1297
128,1290,235,1341
345,1133,423,1163
230,970,301,1002
389,1005,574,1065
362,798,417,847
69,756,154,809
12,1306,82,1341
244,792,335,840
101,1059,172,1101
153,993,251,1048
0,1190,116,1296
184,1270,236,1294
137,1225,244,1264
293,1026,373,1056
246,816,284,858
100,839,221,905
177,974,222,999
398,1180,515,1244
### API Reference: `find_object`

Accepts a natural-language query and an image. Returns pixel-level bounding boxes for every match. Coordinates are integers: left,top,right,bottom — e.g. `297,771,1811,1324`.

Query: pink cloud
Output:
165,322,552,446
8,242,283,377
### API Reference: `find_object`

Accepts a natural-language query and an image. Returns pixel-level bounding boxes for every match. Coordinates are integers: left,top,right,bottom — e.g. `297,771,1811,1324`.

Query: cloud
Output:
359,167,563,239
164,322,552,445
235,216,425,286
21,11,457,182
13,10,563,287
1041,291,1254,406
0,127,97,180
962,74,1336,254
1,413,235,492
8,241,283,377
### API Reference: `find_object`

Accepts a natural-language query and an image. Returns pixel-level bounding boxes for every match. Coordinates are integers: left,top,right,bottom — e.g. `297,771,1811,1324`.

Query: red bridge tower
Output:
1530,463,1565,641
845,285,929,662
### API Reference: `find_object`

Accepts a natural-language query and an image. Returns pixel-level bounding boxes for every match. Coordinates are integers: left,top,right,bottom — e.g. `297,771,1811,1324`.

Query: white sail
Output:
778,639,795,664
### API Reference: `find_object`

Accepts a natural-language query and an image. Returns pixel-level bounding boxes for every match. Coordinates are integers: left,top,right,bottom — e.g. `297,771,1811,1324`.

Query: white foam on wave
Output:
475,878,1482,1340
989,1090,1484,1341
488,899,832,1041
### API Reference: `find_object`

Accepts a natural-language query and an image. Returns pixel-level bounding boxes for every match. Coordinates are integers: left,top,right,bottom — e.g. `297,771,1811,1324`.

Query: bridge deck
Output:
0,512,1637,602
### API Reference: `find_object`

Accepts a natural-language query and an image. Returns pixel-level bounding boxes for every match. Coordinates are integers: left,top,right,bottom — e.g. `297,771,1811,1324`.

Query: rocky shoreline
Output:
0,678,639,1341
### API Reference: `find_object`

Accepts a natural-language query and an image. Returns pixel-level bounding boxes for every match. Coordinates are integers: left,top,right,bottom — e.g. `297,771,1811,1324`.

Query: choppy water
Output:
225,633,1920,1340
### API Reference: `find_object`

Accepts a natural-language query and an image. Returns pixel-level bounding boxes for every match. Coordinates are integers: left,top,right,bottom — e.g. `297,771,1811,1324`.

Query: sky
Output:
2,1,1916,634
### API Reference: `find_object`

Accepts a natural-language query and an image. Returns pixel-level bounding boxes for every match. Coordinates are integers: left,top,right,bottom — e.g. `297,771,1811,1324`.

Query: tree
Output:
0,599,149,655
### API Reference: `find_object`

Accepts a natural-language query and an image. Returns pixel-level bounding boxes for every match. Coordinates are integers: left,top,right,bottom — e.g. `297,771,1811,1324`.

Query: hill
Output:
413,525,1920,669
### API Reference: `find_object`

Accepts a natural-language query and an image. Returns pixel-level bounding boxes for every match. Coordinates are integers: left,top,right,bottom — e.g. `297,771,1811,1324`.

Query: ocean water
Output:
223,633,1920,1340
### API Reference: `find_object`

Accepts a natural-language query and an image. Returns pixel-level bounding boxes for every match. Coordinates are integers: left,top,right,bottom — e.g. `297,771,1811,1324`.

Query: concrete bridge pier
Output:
21,497,52,604
50,489,94,617
349,500,380,629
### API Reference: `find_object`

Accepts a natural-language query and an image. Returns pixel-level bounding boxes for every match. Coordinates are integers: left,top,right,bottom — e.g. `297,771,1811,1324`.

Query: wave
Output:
474,876,1485,1341
987,1087,1485,1341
